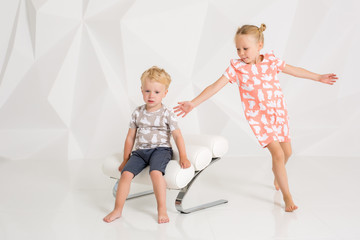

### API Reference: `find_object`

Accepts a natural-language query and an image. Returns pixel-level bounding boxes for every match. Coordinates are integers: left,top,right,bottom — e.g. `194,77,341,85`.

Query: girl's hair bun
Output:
235,23,266,44
259,23,266,33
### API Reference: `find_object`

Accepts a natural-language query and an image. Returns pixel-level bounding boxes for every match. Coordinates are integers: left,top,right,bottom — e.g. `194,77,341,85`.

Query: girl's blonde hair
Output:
235,23,266,44
141,66,171,89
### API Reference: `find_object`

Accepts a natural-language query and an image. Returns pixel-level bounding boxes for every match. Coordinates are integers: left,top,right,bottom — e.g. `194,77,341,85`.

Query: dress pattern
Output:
223,51,290,147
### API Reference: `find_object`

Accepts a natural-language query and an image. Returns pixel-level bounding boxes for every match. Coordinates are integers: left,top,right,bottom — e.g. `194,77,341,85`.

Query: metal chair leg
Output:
175,157,228,214
112,180,154,199
126,190,154,200
112,157,228,213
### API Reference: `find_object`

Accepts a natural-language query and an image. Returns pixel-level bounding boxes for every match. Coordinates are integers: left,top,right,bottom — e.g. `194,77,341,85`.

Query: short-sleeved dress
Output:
223,51,290,147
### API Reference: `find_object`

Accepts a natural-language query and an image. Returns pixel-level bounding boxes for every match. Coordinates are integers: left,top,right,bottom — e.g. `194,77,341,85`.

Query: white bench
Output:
102,135,229,213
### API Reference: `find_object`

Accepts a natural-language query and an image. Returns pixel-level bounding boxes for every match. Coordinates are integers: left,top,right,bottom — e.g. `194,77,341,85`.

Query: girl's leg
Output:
274,142,292,190
150,170,169,224
280,142,292,163
103,171,134,222
267,141,298,212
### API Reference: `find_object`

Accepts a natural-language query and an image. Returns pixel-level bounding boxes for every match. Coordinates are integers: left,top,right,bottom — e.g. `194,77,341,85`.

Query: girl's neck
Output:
254,54,263,64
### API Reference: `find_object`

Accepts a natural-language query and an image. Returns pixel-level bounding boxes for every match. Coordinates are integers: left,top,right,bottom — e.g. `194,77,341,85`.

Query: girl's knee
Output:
285,150,292,160
272,150,285,161
280,142,292,160
272,152,286,168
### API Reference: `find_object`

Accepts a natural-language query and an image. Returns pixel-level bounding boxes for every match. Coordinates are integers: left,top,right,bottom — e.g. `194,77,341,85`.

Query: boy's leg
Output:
148,147,172,224
103,171,134,222
273,142,292,190
103,149,147,223
267,141,298,212
150,170,169,224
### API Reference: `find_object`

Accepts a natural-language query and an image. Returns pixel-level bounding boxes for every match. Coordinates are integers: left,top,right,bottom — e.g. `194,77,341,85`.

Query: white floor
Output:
1,156,360,240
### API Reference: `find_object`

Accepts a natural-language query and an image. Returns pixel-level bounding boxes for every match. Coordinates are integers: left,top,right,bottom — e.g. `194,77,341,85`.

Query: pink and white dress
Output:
223,51,290,147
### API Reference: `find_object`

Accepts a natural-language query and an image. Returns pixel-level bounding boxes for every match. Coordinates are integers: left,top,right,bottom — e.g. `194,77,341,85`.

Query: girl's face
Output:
235,34,263,64
141,78,168,112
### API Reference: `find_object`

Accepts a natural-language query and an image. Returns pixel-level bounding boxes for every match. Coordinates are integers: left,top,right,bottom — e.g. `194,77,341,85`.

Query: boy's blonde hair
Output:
141,66,171,89
235,23,266,44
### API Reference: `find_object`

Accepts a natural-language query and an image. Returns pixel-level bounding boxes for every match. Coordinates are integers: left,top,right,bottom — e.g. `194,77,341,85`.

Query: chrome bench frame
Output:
111,157,228,214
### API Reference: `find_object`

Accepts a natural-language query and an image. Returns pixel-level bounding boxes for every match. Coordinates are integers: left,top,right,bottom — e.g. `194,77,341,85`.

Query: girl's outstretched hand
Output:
318,73,338,85
173,101,194,118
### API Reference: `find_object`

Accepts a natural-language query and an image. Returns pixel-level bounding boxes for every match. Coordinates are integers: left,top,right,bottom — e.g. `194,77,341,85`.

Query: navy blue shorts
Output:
122,147,173,177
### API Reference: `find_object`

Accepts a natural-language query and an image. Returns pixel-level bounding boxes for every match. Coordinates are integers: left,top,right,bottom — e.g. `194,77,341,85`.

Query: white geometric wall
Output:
0,0,359,160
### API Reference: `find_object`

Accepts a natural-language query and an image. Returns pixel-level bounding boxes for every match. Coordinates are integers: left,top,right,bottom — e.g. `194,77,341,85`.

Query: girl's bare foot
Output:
158,208,169,224
284,195,298,212
103,210,122,223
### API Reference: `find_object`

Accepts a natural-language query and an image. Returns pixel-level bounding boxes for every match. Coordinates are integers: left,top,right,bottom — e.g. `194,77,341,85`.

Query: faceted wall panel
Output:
0,0,359,160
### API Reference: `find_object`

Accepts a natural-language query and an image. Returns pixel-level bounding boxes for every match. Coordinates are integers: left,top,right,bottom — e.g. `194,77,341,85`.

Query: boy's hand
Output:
180,158,191,169
173,101,194,118
318,73,338,85
118,162,126,172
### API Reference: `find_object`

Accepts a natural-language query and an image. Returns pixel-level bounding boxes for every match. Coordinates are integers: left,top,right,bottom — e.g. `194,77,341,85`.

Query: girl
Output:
174,24,337,212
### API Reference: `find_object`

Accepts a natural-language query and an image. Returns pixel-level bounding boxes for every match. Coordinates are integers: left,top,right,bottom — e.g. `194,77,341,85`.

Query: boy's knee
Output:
121,171,134,180
150,170,163,177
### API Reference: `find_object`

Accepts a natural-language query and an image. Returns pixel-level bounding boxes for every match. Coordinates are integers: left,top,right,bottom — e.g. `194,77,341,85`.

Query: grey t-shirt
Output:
130,104,179,150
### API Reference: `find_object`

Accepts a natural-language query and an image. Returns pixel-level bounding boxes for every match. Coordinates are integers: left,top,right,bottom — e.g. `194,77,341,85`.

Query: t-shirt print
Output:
130,104,179,150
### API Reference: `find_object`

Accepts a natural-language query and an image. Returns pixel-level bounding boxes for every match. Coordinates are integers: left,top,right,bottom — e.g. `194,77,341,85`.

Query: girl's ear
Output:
258,41,263,50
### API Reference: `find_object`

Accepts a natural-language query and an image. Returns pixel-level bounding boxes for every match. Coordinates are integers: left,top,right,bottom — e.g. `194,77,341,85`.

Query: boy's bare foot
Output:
284,195,298,212
103,210,122,223
274,179,280,191
158,208,169,224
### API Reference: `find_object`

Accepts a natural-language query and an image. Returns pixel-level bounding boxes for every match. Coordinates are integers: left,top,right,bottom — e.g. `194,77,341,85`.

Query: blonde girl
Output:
174,24,337,212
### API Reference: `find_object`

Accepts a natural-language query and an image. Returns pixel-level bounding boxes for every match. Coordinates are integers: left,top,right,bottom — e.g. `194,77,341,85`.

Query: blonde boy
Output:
104,66,191,224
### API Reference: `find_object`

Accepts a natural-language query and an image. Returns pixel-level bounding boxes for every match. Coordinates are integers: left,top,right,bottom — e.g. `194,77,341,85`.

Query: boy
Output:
103,66,191,224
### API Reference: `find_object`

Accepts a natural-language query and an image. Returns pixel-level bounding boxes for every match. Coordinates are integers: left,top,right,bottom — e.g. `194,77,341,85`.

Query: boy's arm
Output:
174,75,229,117
282,64,338,85
119,128,137,172
172,129,191,168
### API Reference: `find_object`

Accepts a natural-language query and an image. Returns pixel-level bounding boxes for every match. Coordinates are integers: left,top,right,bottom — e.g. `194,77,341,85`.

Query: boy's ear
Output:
163,89,168,98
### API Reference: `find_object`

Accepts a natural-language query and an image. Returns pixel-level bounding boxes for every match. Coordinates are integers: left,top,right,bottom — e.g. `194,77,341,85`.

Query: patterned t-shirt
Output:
129,104,179,150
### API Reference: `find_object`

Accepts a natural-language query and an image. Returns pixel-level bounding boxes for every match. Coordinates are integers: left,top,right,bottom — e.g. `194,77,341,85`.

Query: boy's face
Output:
141,78,168,111
235,34,263,64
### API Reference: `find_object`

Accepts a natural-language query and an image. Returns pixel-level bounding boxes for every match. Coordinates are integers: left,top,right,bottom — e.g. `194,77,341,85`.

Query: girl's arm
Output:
119,128,137,171
172,129,191,168
282,64,338,85
174,75,229,117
